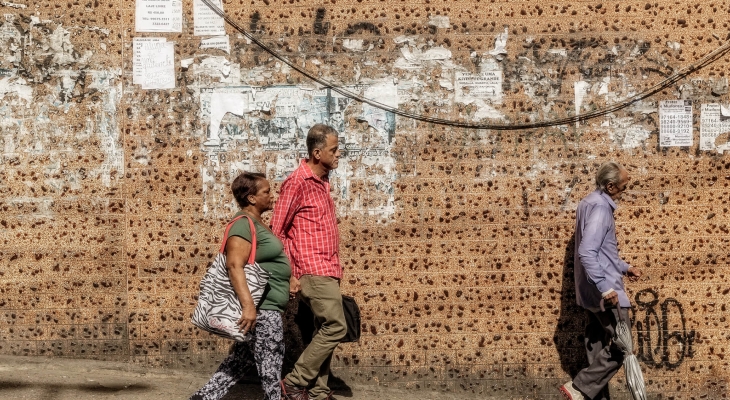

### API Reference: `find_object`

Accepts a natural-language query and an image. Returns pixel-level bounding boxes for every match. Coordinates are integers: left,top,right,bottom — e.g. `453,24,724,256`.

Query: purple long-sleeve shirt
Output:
574,190,631,310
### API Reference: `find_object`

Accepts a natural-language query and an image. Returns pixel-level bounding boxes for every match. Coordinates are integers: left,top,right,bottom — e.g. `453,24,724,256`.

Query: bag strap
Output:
219,214,258,265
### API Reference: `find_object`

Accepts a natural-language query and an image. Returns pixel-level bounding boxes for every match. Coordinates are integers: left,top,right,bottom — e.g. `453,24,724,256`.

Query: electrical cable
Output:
200,0,730,131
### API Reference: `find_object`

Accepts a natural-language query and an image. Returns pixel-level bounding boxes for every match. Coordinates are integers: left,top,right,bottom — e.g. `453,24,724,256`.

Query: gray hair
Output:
595,162,624,191
306,124,338,157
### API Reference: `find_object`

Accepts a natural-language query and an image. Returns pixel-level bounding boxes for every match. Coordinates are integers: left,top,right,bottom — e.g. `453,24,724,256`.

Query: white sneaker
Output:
559,381,586,400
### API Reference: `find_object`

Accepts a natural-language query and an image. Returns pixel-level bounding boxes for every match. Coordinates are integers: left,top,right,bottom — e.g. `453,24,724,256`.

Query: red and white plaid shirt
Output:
271,160,341,279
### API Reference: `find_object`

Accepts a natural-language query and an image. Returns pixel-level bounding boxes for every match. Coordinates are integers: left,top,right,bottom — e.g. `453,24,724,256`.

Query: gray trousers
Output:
573,308,630,400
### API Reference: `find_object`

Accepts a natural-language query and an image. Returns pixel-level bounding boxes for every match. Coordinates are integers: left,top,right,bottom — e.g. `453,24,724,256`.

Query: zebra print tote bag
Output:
191,215,271,341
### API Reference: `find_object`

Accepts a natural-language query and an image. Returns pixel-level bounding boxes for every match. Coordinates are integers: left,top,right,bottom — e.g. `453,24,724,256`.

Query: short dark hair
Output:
231,172,266,208
306,124,338,157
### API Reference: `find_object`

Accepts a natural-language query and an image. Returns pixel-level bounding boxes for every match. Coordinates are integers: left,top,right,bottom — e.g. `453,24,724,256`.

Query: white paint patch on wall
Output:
48,25,91,66
394,45,452,70
471,100,505,121
88,70,123,187
428,15,450,29
342,39,365,52
597,116,652,149
0,77,32,106
2,1,26,8
573,80,591,127
548,48,567,57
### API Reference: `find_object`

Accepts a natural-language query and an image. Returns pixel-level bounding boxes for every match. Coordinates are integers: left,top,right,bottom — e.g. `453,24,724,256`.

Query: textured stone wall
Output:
1,0,730,398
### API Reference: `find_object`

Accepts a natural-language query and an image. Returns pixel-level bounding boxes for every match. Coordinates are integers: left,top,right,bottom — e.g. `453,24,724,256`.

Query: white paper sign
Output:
135,0,182,33
455,71,503,102
194,0,226,36
136,41,176,89
133,37,166,85
659,100,693,147
200,35,230,54
700,103,730,150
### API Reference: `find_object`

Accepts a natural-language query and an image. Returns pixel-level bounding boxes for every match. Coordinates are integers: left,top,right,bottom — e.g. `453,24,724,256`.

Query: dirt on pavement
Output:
0,355,495,400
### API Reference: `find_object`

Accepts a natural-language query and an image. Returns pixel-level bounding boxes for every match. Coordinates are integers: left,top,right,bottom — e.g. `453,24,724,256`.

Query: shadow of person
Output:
283,299,309,375
282,299,353,397
553,233,589,378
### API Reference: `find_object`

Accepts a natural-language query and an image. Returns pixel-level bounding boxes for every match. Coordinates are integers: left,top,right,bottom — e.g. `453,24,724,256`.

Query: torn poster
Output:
489,27,508,60
202,87,253,146
360,82,397,143
699,103,730,151
200,35,230,54
198,84,397,219
137,41,175,89
193,0,226,36
573,80,592,128
133,37,165,85
659,100,693,147
135,0,182,33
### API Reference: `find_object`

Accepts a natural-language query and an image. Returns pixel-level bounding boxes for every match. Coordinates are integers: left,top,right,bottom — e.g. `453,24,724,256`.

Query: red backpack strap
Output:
245,217,257,265
219,215,258,265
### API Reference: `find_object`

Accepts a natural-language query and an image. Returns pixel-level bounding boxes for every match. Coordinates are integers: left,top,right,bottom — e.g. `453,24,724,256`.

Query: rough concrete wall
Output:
1,0,729,398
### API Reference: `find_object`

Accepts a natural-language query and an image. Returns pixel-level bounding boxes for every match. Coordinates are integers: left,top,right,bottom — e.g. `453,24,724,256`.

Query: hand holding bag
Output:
191,215,270,341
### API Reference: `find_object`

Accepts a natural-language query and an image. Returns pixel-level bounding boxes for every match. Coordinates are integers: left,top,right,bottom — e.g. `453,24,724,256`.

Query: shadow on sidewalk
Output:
0,379,151,399
229,299,353,397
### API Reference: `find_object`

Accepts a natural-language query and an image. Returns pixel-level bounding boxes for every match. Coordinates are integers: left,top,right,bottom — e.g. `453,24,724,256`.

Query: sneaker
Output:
559,381,586,400
281,379,309,400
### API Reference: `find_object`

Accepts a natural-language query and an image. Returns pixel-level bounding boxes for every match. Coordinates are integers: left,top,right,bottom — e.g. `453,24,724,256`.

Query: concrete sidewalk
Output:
0,355,489,400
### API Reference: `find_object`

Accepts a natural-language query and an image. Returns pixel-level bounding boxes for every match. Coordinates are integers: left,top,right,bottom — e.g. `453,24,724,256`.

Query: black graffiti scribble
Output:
634,288,696,370
344,22,381,36
313,8,330,35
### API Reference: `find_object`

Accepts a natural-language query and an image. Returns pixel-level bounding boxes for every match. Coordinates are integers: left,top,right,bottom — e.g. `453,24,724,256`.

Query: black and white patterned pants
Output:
190,310,284,400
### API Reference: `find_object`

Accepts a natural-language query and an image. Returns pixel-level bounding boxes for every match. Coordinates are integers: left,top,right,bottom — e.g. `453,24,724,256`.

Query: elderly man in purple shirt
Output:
560,162,643,400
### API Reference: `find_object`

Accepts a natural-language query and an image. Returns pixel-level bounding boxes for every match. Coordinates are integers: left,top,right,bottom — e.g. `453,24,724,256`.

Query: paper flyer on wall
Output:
200,35,230,54
659,100,693,147
700,103,730,151
135,0,182,33
194,0,226,36
133,37,166,85
134,39,176,89
455,70,504,103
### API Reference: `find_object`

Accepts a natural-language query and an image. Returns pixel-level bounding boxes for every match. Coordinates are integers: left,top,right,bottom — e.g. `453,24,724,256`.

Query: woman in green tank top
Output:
190,172,291,400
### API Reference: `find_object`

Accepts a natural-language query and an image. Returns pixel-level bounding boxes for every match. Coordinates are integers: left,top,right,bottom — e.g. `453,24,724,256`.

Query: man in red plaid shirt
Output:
272,124,346,400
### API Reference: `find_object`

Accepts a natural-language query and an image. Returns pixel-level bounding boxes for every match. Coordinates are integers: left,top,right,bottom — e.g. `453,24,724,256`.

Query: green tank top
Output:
227,212,292,312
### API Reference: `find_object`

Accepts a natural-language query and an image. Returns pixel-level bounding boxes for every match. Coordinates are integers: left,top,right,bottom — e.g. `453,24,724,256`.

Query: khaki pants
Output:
285,275,346,400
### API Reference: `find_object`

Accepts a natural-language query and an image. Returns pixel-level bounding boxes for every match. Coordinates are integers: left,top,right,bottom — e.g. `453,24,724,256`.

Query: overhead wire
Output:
200,0,730,131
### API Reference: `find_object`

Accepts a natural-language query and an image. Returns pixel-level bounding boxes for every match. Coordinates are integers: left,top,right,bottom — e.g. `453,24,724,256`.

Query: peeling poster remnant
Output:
0,19,122,195
198,84,397,218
